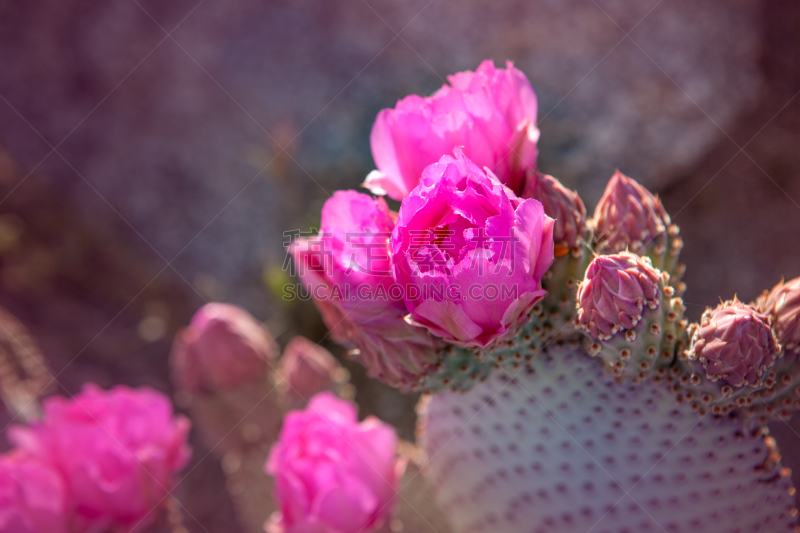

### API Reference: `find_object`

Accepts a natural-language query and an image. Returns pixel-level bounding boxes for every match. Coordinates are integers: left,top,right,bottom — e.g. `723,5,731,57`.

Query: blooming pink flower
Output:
0,451,67,533
290,190,440,390
170,302,277,392
9,384,192,533
365,60,539,200
391,148,554,347
265,392,405,533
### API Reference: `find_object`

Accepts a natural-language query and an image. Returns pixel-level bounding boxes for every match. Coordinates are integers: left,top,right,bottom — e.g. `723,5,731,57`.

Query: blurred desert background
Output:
0,1,799,530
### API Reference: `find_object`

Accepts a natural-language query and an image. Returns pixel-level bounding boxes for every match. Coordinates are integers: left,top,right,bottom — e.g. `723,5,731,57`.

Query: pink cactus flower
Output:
391,148,554,347
278,336,340,404
9,384,192,533
0,451,67,533
365,60,540,200
265,392,405,533
170,302,277,392
290,190,440,390
576,252,661,340
593,170,671,253
689,298,781,387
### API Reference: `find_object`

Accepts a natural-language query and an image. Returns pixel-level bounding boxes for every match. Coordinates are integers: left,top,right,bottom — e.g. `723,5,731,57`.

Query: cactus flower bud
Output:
594,170,670,252
170,303,277,393
276,336,340,406
688,299,780,387
0,451,67,533
592,172,685,284
757,275,800,355
521,172,588,256
392,148,554,348
8,384,191,533
265,392,405,533
576,252,661,340
290,190,441,390
365,60,539,200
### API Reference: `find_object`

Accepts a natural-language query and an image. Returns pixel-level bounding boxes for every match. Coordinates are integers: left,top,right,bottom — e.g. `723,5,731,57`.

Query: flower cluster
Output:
1,384,191,533
291,61,554,386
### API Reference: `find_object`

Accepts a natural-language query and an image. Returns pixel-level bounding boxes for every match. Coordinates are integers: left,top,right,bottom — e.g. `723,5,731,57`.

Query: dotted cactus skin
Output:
418,341,798,533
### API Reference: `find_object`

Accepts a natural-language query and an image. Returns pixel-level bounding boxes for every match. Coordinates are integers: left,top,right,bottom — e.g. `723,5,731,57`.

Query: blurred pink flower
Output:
9,384,191,533
265,392,405,533
290,190,440,390
170,302,277,392
391,148,554,347
365,59,539,200
0,451,67,533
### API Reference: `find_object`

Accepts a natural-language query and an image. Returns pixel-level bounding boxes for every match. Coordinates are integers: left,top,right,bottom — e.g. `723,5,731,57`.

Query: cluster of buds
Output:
593,170,684,284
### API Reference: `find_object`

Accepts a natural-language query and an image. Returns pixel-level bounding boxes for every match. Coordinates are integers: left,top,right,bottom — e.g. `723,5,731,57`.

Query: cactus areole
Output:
290,60,800,533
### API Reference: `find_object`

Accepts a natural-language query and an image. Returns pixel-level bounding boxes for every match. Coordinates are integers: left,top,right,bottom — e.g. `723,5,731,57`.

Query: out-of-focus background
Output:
0,0,798,530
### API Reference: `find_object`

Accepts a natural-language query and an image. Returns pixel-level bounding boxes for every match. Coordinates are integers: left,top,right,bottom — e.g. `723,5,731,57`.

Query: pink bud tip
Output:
170,303,277,392
593,170,671,253
266,392,406,533
757,275,800,355
278,336,339,403
521,172,587,255
576,252,661,340
690,299,780,387
7,384,191,533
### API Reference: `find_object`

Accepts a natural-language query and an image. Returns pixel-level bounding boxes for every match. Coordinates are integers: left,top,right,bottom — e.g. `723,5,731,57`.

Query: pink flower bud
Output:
757,275,800,355
277,336,339,404
0,451,67,533
265,392,405,533
593,170,671,253
365,60,539,200
290,190,441,390
689,299,780,387
576,252,661,340
170,303,277,392
391,148,555,347
9,384,191,533
521,172,587,256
